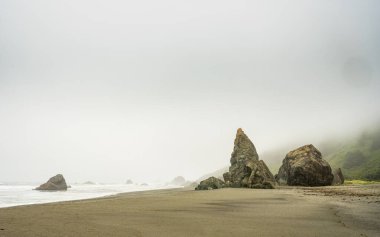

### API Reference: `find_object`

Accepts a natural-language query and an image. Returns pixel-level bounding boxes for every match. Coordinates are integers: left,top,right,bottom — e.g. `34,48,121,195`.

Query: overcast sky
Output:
1,0,379,183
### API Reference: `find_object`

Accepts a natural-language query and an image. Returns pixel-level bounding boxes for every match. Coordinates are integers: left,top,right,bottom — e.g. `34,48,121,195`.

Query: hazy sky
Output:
1,0,379,183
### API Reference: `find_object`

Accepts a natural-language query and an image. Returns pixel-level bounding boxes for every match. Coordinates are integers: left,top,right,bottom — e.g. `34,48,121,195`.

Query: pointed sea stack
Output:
223,128,276,189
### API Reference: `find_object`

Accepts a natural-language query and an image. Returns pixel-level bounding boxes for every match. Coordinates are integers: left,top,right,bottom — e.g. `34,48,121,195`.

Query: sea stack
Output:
276,144,334,186
170,176,187,186
223,128,276,189
35,174,68,191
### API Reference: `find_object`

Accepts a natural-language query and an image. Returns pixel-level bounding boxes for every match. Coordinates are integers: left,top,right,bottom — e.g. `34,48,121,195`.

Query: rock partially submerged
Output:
195,177,225,190
276,145,333,186
83,181,95,185
223,128,276,189
35,174,68,191
332,168,345,185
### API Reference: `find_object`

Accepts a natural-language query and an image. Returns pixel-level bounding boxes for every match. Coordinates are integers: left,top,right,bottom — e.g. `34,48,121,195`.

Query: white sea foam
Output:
0,183,180,208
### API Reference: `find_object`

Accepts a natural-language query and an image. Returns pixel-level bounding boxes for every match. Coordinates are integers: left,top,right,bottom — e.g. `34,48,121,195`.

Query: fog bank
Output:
0,0,379,183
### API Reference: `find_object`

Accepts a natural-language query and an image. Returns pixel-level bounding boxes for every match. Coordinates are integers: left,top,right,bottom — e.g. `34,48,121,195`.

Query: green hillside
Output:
323,127,380,180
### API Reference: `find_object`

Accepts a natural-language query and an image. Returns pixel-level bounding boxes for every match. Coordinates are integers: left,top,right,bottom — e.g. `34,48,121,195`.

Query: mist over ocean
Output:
0,183,179,208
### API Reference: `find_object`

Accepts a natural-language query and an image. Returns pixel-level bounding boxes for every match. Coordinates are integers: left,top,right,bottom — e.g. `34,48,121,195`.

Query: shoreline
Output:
1,187,185,210
0,184,183,209
0,185,379,236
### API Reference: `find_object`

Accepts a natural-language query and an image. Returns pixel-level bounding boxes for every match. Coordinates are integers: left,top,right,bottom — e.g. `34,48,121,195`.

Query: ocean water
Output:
0,183,179,208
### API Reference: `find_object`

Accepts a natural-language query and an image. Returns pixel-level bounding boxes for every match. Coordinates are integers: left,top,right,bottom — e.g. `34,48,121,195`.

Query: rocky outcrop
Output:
35,174,68,191
276,145,333,186
170,176,187,186
223,128,276,189
332,168,345,185
195,177,225,190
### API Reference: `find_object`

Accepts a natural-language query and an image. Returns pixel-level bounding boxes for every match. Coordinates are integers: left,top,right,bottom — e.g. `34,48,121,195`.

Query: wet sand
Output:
0,185,379,237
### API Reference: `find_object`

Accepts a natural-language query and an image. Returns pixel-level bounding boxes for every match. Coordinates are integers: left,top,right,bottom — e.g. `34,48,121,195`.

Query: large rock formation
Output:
223,128,276,189
332,168,345,185
195,177,225,190
35,174,68,191
276,145,334,186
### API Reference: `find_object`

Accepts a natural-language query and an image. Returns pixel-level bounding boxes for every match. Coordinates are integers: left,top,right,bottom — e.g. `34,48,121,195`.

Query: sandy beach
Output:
0,185,379,237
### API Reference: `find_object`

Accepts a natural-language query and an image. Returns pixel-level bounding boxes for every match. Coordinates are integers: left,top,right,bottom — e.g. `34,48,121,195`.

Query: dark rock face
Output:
276,145,334,186
195,177,225,190
35,174,68,191
223,128,276,189
332,168,345,185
